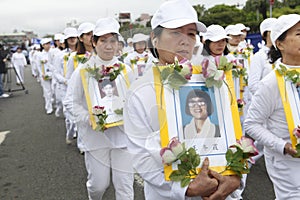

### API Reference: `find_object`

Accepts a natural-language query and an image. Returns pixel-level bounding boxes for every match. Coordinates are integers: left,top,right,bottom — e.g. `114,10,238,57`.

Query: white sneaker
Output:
66,138,72,145
0,93,10,98
46,109,53,115
55,108,60,117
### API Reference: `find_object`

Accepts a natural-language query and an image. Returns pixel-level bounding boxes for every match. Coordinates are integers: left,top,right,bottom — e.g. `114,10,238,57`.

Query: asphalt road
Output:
0,66,275,200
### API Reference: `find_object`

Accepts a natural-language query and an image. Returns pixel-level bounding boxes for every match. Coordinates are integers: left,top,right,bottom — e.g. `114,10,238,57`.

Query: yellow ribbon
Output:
275,67,300,148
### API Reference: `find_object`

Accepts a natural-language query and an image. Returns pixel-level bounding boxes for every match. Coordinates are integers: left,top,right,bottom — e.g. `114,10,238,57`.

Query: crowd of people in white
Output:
14,0,300,199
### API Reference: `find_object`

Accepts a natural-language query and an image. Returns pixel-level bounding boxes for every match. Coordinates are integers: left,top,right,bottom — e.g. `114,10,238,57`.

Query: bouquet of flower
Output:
40,60,48,64
201,56,232,88
160,136,258,187
222,136,259,177
75,51,91,64
237,98,246,112
92,105,108,132
293,125,300,157
63,53,70,62
160,137,200,187
234,43,254,59
43,75,51,81
85,63,125,82
158,57,192,90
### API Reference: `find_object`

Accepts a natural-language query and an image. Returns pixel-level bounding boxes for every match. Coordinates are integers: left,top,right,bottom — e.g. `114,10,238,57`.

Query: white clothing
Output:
190,43,204,66
71,54,134,199
244,61,300,200
123,46,134,54
124,51,154,77
11,52,27,84
184,118,219,139
37,50,54,113
85,148,134,200
248,46,272,95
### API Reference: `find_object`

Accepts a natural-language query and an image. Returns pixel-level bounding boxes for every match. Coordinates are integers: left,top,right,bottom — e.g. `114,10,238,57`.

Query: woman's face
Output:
135,41,146,54
67,37,78,47
188,97,208,120
209,39,227,56
155,23,197,64
80,31,93,48
227,35,241,46
43,42,51,51
93,33,118,61
277,22,300,65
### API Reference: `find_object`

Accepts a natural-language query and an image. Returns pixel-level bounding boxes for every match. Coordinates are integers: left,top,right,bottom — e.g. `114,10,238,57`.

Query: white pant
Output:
41,79,53,113
84,148,134,200
14,64,24,84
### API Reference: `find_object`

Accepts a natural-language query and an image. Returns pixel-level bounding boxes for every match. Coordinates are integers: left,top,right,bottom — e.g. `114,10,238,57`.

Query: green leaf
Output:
114,108,123,115
168,71,188,90
169,170,185,182
181,177,191,188
192,155,200,167
161,67,173,82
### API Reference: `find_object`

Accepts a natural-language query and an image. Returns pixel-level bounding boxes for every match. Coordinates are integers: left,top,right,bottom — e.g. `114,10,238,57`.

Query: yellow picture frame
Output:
153,66,243,180
80,67,130,130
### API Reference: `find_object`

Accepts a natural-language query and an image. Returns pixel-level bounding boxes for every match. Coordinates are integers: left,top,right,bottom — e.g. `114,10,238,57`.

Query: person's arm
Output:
244,73,287,155
53,53,67,84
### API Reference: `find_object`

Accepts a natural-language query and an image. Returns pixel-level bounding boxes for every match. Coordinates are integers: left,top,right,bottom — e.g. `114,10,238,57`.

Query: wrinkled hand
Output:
203,172,241,200
284,142,298,157
186,157,218,197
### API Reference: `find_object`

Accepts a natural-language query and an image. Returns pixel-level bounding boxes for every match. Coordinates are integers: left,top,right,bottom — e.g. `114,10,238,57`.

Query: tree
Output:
200,5,246,27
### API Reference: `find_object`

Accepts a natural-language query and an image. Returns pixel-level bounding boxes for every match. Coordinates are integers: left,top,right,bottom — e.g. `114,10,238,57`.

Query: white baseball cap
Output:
203,24,231,42
40,38,52,45
260,18,277,35
225,25,244,36
78,22,95,36
94,17,120,36
271,14,300,48
54,33,64,41
63,27,78,40
127,38,133,43
151,0,206,33
236,23,250,31
132,33,148,43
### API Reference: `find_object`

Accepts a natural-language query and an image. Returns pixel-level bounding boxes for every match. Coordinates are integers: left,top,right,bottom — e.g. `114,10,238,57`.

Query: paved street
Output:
0,66,275,200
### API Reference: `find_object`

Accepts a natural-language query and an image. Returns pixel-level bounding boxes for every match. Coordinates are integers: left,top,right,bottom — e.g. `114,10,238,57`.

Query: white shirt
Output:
11,52,27,67
248,46,272,95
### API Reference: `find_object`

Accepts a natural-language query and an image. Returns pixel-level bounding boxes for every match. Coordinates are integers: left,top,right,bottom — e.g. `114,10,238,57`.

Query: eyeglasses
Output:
188,101,206,107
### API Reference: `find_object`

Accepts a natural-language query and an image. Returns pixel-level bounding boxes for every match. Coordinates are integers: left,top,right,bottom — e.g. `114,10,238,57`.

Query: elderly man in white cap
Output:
123,0,241,199
245,14,300,200
68,17,134,200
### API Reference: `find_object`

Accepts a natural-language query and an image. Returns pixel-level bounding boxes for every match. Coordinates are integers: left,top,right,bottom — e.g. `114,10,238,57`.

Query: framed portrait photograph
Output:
153,68,243,180
80,68,129,130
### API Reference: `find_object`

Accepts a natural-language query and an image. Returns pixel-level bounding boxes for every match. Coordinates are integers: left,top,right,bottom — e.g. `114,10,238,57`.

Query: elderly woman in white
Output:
244,14,300,199
123,0,240,199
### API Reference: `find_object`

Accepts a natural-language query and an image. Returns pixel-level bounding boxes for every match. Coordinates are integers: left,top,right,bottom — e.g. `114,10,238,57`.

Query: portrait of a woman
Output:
183,89,220,139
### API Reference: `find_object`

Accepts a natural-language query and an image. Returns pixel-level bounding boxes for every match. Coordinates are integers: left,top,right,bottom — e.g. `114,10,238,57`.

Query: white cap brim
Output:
160,19,207,33
94,30,120,37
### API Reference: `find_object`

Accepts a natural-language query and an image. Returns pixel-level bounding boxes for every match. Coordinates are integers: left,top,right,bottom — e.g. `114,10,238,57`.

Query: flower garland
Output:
276,64,300,85
92,106,108,132
158,57,192,90
160,137,258,187
75,51,91,64
233,43,254,59
130,54,149,65
85,63,125,82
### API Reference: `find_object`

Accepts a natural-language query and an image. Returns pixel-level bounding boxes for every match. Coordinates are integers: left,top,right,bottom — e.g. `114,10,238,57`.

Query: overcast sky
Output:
0,0,246,37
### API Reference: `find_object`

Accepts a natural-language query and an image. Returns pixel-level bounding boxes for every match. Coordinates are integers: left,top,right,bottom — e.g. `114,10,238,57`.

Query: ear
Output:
276,40,284,51
150,32,157,47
